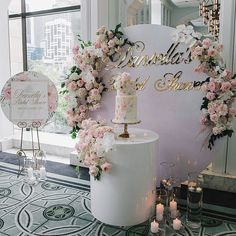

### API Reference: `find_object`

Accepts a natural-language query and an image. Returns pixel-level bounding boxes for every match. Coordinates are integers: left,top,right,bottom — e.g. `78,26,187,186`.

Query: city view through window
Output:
8,0,81,134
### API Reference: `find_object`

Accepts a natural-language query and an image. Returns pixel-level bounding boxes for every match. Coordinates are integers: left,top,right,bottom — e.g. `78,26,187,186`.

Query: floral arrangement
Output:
61,24,133,138
75,118,115,180
172,25,236,149
114,72,136,95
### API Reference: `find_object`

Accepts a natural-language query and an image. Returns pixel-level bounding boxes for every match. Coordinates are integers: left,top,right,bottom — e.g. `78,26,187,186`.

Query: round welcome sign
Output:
0,71,58,128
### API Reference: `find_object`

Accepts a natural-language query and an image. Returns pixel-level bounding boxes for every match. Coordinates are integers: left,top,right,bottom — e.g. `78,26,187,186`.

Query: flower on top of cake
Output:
114,72,136,96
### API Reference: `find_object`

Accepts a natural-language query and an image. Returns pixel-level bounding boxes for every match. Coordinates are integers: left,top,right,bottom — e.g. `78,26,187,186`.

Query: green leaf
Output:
61,81,65,88
115,23,122,33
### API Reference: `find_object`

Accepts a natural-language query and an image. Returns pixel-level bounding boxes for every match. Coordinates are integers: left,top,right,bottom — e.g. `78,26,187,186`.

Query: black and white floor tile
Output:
0,162,236,235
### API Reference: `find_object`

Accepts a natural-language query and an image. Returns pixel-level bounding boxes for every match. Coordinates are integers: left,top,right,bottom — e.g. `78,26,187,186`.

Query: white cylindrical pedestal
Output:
91,128,159,226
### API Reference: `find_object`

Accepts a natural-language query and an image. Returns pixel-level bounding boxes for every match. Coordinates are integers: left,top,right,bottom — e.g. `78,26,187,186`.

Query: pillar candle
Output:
156,203,164,215
40,167,47,180
173,218,182,230
150,220,159,233
169,199,177,211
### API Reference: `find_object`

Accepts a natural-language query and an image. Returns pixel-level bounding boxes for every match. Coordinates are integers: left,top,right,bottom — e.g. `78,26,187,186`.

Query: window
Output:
8,0,81,134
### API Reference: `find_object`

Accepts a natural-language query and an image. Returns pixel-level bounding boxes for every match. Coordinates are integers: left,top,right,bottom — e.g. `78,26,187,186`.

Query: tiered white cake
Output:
113,72,138,124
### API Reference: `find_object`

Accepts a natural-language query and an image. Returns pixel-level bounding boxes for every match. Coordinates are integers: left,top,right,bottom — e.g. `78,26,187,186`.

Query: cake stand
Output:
111,120,141,138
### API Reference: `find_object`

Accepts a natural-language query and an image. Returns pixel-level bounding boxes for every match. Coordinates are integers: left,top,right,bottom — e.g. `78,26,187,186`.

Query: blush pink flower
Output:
210,114,218,123
213,127,221,135
231,80,236,87
208,81,218,92
85,82,93,90
202,38,212,49
200,116,208,125
193,46,204,56
208,48,218,57
94,41,101,49
101,162,111,172
217,104,228,116
89,166,99,176
221,82,232,92
206,92,215,101
79,105,88,113
229,108,236,116
90,88,99,97
101,45,109,54
77,79,84,87
3,87,11,99
77,88,87,97
67,81,78,91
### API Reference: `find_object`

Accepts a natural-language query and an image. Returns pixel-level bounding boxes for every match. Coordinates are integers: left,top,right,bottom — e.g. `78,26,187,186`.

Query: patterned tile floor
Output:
0,165,236,236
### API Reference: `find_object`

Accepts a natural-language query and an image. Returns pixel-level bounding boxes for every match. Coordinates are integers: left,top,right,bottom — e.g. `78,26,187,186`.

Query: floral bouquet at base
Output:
75,118,116,180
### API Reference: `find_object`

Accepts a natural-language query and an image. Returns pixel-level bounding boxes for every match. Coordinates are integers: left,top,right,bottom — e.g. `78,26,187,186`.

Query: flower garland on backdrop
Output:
172,25,236,149
61,24,133,139
75,118,115,180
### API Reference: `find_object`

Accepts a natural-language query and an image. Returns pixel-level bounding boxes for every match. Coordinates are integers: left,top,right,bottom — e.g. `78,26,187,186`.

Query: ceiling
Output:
171,0,200,8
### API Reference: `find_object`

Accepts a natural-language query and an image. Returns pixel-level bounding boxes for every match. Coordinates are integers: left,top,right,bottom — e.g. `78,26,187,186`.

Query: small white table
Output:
91,128,159,226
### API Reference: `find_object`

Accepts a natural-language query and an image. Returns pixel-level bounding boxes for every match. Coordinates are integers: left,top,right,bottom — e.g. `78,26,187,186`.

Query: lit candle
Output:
156,203,164,215
196,187,202,192
156,213,163,222
39,167,47,180
173,218,182,231
27,167,34,179
150,220,159,233
169,199,177,211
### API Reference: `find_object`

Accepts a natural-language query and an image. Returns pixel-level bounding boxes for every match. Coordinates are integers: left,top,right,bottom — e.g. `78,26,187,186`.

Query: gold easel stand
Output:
112,120,141,138
16,122,41,177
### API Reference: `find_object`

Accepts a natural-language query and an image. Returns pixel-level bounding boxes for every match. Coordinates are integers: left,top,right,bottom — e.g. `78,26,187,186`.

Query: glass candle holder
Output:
186,172,203,229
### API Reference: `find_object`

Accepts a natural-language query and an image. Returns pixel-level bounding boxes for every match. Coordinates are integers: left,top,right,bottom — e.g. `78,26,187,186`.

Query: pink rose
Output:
202,38,212,49
77,88,87,97
208,48,218,57
229,108,236,116
3,87,11,99
217,104,228,116
95,41,101,49
108,39,116,48
85,82,93,90
206,92,215,101
221,82,232,92
67,81,78,91
231,80,236,87
210,114,218,123
77,79,84,87
101,45,109,54
193,46,204,56
90,88,99,97
208,107,215,115
101,162,111,172
79,105,87,113
89,166,99,176
222,69,232,80
208,81,218,92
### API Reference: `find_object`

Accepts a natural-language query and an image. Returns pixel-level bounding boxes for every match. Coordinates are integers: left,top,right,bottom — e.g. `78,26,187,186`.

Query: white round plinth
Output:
91,128,159,226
